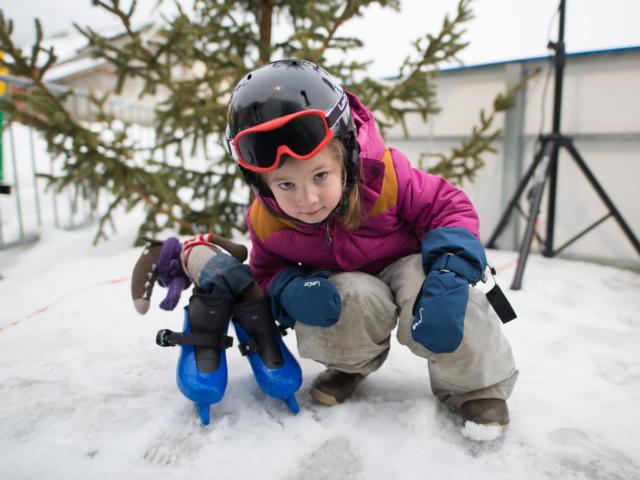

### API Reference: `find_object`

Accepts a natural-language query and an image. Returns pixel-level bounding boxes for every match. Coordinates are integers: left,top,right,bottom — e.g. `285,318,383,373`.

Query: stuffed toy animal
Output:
130,233,301,425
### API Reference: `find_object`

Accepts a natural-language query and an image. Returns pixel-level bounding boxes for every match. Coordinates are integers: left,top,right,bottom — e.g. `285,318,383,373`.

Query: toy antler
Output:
210,234,248,263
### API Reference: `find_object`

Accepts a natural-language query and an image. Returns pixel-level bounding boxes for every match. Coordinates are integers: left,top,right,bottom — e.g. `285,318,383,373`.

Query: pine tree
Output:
0,0,534,242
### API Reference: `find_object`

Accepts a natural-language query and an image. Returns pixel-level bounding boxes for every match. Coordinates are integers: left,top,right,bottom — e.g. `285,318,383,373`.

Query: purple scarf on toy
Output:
156,237,191,310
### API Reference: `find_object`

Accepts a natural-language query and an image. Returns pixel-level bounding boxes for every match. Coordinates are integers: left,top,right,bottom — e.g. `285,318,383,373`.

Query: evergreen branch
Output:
400,0,473,77
92,0,137,36
94,194,125,244
422,109,498,186
346,0,473,137
0,13,204,241
420,67,540,185
321,0,356,53
0,15,58,80
2,0,536,243
131,183,192,231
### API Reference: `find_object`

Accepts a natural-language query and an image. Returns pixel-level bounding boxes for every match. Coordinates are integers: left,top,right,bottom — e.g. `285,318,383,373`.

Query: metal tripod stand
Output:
486,0,640,290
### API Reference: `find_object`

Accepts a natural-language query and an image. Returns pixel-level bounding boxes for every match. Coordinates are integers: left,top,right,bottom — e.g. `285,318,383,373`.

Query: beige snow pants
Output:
294,254,518,407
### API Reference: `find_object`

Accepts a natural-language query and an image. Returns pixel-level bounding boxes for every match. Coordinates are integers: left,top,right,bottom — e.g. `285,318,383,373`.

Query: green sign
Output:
0,109,9,194
0,111,4,183
1,51,9,193
0,109,4,183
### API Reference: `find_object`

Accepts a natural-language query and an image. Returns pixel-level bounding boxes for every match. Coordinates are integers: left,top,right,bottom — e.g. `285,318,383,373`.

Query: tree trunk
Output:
258,0,273,63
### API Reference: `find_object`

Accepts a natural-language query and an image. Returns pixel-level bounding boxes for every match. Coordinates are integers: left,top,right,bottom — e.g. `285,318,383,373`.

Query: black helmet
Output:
225,59,359,199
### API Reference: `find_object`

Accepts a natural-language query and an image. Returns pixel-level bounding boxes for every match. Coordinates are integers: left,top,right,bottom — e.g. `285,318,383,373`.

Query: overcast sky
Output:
2,0,640,77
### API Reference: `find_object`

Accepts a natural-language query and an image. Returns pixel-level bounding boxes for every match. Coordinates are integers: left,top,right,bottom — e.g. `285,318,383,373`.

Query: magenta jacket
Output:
246,92,480,291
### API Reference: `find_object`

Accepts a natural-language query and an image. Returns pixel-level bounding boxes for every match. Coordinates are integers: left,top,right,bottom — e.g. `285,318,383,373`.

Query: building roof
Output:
41,21,154,83
440,45,640,74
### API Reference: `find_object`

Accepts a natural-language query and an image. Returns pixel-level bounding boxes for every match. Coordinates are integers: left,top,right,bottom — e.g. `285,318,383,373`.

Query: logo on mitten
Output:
412,308,424,331
303,280,321,288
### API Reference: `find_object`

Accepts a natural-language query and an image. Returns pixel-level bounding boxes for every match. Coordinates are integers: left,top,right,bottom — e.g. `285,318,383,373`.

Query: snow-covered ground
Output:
1,218,639,480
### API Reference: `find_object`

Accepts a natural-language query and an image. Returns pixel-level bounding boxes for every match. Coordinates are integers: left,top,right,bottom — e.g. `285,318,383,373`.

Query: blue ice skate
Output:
156,291,234,425
232,297,302,413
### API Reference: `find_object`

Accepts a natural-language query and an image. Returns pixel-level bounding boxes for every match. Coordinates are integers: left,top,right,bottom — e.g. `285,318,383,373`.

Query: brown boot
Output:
459,398,510,431
310,369,366,406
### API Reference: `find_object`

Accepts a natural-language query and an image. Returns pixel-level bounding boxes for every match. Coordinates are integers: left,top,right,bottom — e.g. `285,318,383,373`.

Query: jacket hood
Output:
346,91,386,163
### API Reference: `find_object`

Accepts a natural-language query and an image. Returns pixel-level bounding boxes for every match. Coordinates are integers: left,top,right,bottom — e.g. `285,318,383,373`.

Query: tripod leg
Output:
544,142,561,257
487,137,549,249
511,140,555,290
564,142,640,255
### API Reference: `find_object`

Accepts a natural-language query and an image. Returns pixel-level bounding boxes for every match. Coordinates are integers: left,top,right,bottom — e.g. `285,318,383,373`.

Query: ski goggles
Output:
227,92,349,173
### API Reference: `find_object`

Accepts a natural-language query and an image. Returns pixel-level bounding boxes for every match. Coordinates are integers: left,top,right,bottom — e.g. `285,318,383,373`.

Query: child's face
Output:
265,145,343,224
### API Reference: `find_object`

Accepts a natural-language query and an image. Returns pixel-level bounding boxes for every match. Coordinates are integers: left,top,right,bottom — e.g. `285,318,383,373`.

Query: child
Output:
225,59,518,431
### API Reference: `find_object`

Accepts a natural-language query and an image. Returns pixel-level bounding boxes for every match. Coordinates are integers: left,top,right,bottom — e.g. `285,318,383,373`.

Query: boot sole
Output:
310,387,340,406
464,420,509,433
493,422,509,433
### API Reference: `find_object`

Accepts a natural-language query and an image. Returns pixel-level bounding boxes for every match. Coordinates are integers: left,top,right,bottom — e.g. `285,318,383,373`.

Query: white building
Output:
387,46,640,270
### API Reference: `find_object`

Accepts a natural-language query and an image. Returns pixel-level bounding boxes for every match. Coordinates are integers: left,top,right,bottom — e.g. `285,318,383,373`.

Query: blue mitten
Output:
268,267,342,327
411,227,487,353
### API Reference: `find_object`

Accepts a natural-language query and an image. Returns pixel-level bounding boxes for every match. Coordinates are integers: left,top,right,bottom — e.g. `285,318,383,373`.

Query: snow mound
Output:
461,421,504,441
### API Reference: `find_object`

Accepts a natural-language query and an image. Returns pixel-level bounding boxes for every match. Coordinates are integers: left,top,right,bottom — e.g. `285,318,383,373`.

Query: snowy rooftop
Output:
43,56,106,82
0,218,638,479
39,21,153,82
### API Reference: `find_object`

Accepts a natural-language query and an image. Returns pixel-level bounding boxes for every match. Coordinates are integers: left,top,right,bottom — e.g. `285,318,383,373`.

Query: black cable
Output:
525,2,560,254
538,2,561,137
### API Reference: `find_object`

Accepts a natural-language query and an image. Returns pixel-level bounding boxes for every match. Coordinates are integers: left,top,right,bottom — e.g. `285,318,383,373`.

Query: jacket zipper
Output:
323,219,333,245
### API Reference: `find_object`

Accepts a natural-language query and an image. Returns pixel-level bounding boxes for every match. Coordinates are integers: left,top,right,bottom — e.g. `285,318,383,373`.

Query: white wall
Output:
386,49,640,268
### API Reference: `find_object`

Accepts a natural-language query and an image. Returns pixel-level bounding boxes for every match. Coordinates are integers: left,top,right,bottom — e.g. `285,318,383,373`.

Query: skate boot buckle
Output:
156,329,178,347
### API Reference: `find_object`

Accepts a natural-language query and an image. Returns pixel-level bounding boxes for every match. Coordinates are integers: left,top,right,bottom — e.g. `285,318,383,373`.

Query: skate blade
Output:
197,403,211,426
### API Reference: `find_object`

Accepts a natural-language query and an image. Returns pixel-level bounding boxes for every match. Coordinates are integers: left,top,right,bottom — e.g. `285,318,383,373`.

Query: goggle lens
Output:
233,111,332,172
